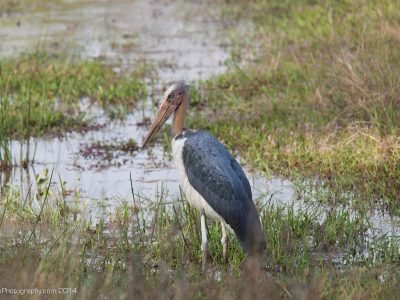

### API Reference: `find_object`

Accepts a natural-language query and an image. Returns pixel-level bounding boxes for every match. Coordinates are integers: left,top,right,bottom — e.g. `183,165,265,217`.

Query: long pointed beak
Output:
141,100,177,149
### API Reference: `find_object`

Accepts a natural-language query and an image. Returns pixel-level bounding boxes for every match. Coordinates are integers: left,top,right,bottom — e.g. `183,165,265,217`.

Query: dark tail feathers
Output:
238,207,266,256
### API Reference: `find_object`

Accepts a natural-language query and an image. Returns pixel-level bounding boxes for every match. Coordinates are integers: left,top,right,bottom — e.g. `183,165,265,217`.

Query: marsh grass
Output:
0,179,399,299
190,0,400,215
0,138,12,171
0,52,147,139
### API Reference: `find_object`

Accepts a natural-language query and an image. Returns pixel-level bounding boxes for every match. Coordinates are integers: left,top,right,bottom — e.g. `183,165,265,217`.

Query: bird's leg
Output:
221,221,228,264
200,212,207,272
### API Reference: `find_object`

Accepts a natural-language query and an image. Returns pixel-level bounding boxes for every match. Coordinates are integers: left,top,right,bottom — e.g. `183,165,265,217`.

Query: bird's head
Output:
141,82,189,149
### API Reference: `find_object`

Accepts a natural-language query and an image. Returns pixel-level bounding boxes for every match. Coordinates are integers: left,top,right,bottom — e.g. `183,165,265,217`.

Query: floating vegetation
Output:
79,139,138,169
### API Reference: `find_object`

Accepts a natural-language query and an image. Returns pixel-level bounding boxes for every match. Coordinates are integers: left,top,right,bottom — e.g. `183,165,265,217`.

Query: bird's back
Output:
173,129,265,254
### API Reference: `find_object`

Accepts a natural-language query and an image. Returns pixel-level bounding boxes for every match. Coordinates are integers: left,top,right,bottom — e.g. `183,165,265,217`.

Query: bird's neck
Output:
172,101,187,136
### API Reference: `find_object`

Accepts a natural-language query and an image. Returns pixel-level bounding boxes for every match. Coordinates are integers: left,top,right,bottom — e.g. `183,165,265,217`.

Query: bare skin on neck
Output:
172,97,187,136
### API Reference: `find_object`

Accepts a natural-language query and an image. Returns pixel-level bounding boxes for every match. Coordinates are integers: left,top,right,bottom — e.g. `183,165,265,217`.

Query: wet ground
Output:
1,0,399,238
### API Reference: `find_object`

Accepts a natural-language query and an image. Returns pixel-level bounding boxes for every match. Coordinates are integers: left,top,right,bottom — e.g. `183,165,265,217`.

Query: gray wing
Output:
181,130,253,241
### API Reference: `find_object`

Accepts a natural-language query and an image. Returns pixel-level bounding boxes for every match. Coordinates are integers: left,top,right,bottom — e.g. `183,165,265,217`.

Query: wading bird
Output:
141,82,265,269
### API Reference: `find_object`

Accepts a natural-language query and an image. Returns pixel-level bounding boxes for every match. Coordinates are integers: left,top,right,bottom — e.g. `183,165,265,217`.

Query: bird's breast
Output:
172,134,225,222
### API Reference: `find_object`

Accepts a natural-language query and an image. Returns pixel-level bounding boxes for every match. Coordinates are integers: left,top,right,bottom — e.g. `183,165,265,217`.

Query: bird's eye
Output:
168,93,174,99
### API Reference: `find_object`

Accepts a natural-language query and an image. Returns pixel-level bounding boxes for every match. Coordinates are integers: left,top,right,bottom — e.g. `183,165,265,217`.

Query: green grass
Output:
0,179,399,299
0,52,147,139
0,157,398,298
188,0,400,215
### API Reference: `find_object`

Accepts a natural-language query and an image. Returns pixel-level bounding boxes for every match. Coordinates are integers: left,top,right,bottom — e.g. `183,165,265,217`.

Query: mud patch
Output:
79,139,138,169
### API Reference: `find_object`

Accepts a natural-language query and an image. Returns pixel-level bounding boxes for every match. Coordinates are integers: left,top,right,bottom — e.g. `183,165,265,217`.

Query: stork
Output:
141,82,265,269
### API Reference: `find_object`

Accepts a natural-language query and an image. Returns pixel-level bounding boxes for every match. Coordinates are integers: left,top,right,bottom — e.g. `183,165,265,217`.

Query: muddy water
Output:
1,0,399,239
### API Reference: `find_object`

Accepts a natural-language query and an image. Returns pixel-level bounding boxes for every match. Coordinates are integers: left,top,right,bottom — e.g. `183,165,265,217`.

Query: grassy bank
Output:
0,52,146,139
189,0,400,214
0,179,399,299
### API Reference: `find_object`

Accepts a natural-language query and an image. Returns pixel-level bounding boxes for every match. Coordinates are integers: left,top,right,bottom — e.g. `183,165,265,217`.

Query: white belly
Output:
172,137,224,222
